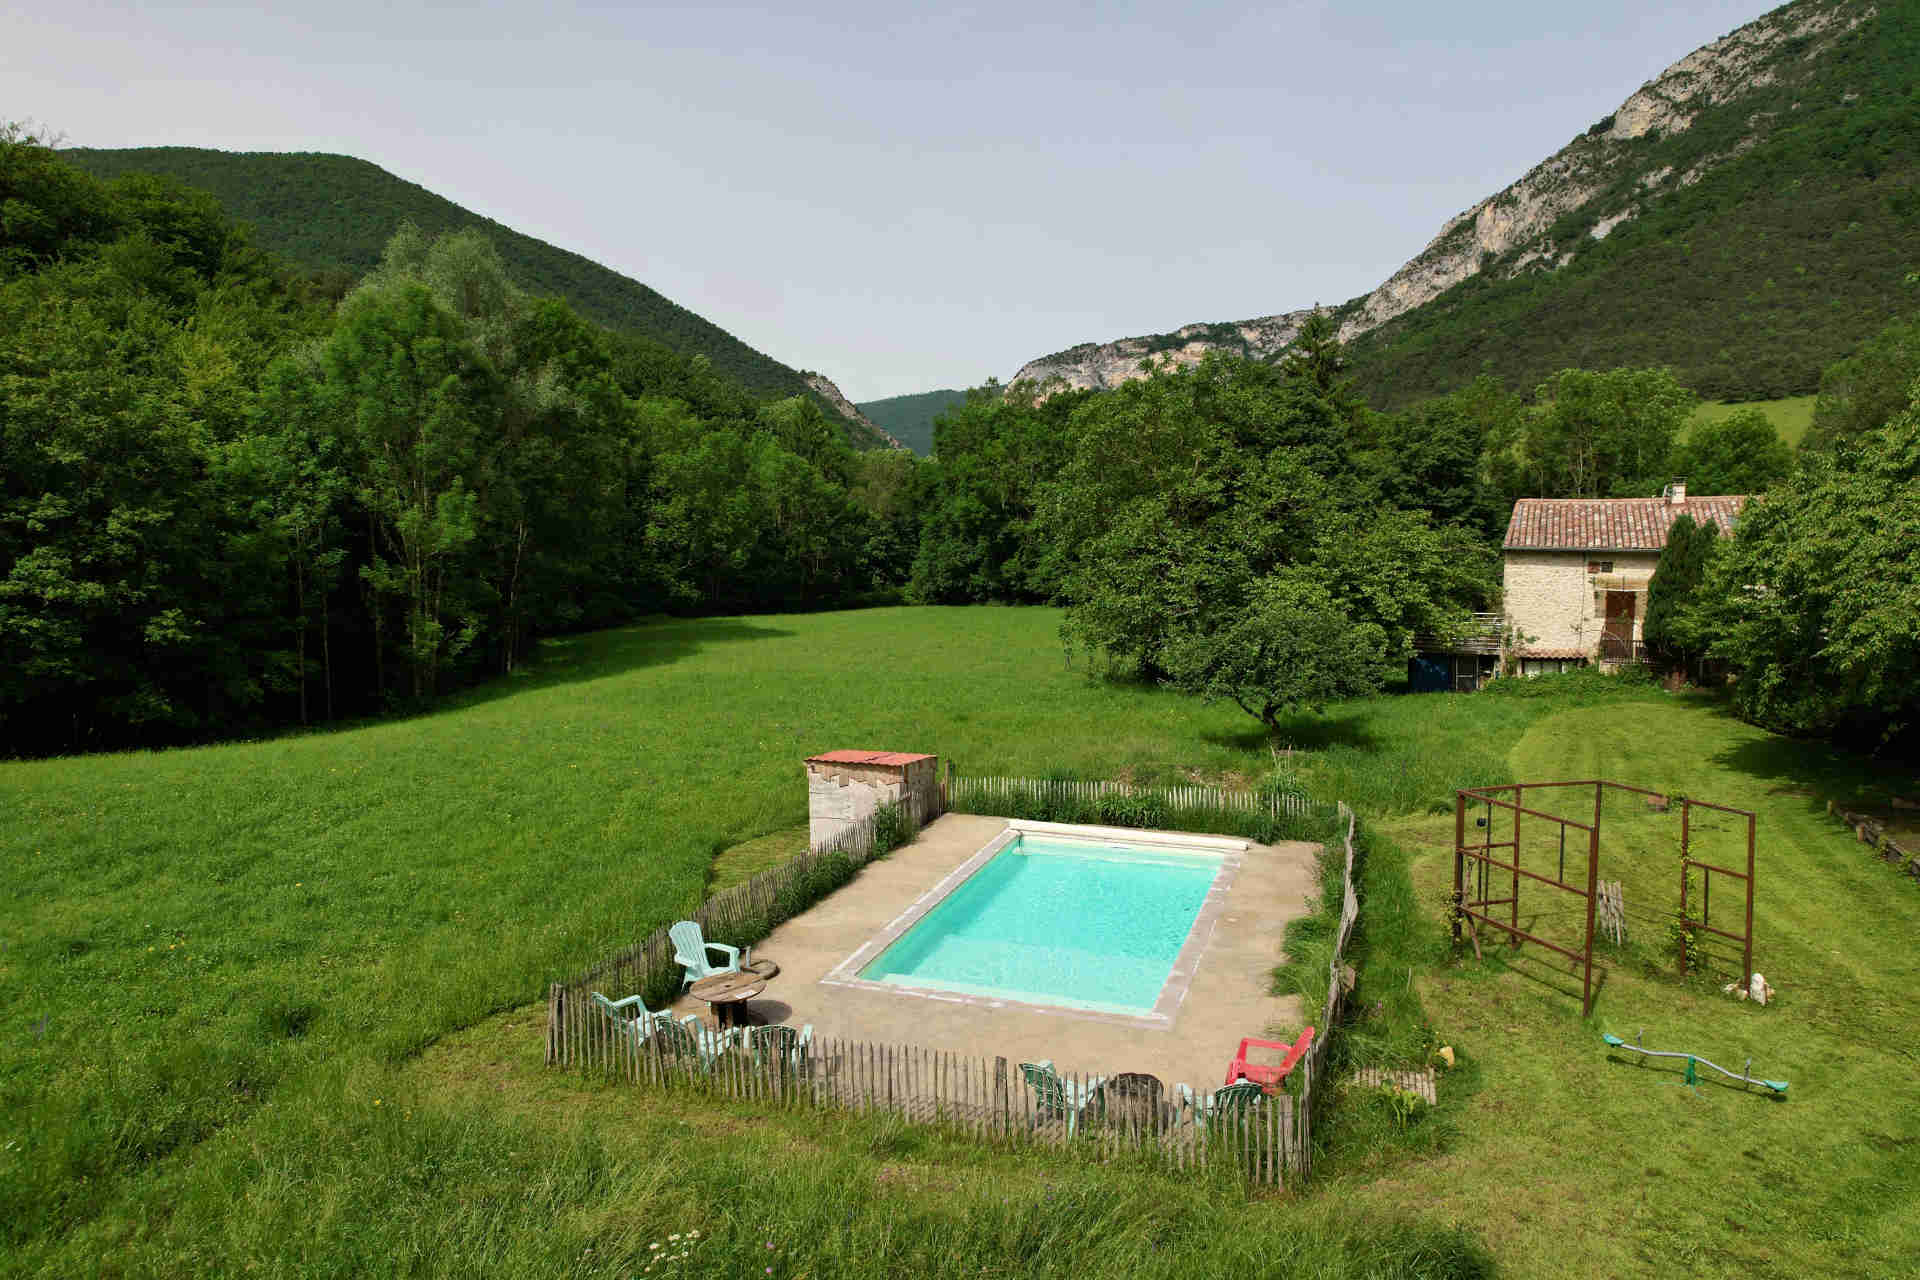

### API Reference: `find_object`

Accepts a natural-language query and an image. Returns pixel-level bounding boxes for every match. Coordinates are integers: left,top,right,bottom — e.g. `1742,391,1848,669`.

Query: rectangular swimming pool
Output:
848,823,1238,1018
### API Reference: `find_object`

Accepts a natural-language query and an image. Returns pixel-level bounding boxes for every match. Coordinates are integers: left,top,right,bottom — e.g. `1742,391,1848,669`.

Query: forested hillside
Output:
855,387,967,454
1007,0,1920,409
62,146,894,447
1,135,916,753
1344,0,1920,406
9,119,1916,758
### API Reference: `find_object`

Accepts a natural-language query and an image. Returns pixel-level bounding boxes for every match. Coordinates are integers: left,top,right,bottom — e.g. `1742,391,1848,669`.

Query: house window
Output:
1587,560,1614,574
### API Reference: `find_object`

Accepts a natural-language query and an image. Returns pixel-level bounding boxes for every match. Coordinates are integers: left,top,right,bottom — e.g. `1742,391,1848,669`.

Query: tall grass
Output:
951,773,1331,843
0,606,1476,1272
98,1028,1493,1280
16,604,1893,1275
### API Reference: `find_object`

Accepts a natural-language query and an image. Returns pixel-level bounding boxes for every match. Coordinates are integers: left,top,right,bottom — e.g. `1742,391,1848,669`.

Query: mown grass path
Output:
1341,701,1920,1279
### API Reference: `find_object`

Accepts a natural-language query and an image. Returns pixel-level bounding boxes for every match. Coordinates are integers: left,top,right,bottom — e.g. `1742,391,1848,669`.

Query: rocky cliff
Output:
1008,0,1878,393
805,374,906,450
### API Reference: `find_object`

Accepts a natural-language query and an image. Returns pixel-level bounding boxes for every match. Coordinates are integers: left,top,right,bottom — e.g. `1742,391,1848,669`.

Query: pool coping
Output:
818,819,1250,1030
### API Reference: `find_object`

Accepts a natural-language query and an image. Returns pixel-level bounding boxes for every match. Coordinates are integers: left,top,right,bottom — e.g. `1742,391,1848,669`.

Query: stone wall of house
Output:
805,754,941,849
1503,549,1661,661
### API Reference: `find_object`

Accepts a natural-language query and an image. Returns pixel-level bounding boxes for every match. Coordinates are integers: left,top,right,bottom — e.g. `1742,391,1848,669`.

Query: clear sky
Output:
5,1,1774,400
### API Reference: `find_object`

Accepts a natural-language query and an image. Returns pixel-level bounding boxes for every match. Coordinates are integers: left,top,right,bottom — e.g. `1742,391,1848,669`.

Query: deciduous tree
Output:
1671,409,1792,495
1698,405,1920,745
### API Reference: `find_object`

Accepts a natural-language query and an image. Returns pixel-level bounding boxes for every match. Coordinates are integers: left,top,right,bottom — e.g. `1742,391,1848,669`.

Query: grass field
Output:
0,607,1498,1277
5,607,1915,1276
1334,701,1920,1278
1691,395,1817,447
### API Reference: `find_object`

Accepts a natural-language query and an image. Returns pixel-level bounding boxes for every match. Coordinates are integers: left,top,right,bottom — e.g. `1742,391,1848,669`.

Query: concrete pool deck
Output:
666,813,1321,1093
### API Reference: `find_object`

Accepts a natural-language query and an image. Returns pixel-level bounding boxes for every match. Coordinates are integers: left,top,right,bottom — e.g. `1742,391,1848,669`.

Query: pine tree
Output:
1644,514,1720,672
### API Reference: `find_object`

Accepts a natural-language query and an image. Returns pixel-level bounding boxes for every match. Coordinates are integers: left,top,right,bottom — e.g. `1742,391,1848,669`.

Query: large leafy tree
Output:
1492,367,1695,498
1371,374,1519,536
322,280,496,698
1044,353,1489,729
1671,409,1793,495
0,122,120,271
907,380,1088,604
1697,405,1920,745
1805,312,1920,455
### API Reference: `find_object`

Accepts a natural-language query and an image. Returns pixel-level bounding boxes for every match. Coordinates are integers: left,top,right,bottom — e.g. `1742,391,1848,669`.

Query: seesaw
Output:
1601,1031,1788,1095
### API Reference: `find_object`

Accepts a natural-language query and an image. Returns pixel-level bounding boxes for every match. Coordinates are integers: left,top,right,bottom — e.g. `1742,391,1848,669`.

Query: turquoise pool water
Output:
857,833,1224,1015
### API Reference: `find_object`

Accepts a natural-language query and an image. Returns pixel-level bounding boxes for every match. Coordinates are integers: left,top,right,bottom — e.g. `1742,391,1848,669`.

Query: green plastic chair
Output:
746,1023,814,1075
669,920,750,993
589,991,675,1043
1019,1060,1106,1135
650,1014,740,1072
1176,1079,1266,1124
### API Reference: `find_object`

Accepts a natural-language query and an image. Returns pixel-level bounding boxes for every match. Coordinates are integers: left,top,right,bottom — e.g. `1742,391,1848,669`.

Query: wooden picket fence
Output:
544,1011,1303,1182
550,790,939,1023
546,777,1358,1187
1291,803,1360,1163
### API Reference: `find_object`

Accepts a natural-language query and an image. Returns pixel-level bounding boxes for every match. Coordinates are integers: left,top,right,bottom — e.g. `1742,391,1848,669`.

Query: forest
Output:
61,146,893,446
1,133,913,753
4,132,1916,755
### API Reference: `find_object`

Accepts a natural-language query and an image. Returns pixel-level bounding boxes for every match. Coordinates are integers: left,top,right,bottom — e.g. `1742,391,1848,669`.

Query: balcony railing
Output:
1413,612,1504,656
1598,634,1646,663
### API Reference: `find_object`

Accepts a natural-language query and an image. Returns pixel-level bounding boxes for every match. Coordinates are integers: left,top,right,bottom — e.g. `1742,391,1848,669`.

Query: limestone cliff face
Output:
1008,0,1872,390
1009,310,1319,392
805,373,906,450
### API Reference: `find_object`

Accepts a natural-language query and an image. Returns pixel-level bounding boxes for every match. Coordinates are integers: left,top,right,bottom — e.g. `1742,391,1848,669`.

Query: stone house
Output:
1500,484,1746,674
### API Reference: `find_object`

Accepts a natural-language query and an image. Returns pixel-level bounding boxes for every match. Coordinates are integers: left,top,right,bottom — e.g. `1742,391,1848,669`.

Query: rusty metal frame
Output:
1677,795,1757,990
1452,779,1757,1018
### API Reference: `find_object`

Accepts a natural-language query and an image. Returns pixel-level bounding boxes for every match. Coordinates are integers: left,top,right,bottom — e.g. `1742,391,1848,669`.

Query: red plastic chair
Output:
1224,1027,1314,1093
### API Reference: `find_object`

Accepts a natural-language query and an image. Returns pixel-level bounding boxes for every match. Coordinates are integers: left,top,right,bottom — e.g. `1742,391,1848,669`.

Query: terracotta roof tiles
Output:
1503,496,1747,552
806,750,935,766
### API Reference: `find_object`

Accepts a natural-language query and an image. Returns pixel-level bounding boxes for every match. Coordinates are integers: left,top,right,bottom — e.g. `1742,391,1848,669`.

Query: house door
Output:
1602,591,1636,661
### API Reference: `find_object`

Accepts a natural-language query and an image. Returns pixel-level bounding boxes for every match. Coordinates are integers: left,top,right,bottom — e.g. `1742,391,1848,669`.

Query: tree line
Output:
914,305,1919,748
1644,327,1920,750
5,129,1915,754
59,146,880,431
1,132,911,753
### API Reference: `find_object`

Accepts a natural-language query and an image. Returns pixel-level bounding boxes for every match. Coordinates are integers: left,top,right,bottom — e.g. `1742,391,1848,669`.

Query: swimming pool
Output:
838,821,1242,1020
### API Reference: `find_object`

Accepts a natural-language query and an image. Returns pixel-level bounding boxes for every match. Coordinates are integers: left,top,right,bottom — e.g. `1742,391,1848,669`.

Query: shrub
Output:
1095,789,1169,830
870,801,911,856
1484,664,1656,700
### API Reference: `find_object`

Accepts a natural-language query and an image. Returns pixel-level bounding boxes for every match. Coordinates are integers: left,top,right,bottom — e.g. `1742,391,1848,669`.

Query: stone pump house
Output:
1500,483,1746,675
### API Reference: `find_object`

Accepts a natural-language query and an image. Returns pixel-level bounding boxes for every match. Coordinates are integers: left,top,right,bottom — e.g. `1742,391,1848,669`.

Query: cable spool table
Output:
689,959,781,1029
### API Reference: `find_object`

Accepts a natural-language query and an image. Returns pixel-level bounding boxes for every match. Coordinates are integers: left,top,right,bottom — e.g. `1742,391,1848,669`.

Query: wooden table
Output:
1100,1072,1173,1129
689,959,780,1029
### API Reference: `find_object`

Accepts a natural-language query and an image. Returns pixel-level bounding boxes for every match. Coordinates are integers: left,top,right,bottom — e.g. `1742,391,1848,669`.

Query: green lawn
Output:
0,607,1489,1276
5,608,1913,1276
1691,395,1817,447
1336,700,1920,1278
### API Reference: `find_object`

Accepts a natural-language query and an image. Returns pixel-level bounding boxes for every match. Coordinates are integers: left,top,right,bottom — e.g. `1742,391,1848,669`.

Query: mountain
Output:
855,388,969,455
1009,0,1920,408
62,146,900,448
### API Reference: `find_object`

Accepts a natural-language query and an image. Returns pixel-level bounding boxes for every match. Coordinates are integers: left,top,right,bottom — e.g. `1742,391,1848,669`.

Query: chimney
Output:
1665,480,1687,506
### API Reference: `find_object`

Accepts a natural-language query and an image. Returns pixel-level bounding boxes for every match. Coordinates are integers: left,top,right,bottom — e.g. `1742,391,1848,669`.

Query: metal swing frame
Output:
1453,781,1757,1017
